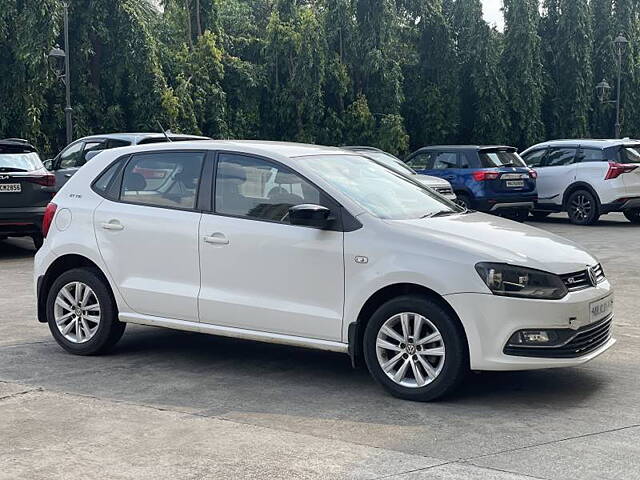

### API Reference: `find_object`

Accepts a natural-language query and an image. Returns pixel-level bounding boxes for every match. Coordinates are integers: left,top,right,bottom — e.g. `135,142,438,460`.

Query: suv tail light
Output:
24,173,56,187
605,162,638,180
472,170,500,181
42,202,57,237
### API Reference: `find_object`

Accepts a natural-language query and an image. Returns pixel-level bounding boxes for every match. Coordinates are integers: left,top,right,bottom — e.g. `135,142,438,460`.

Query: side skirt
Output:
119,313,349,354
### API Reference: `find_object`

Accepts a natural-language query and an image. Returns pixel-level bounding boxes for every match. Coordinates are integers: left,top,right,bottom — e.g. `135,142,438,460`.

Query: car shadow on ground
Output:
0,238,36,259
526,213,637,228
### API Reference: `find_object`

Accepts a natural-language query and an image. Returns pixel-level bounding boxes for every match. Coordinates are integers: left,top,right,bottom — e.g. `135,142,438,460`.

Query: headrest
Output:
219,163,247,183
124,172,147,191
274,171,299,185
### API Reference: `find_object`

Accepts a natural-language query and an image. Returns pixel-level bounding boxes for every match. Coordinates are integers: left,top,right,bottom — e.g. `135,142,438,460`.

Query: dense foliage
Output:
1,0,640,156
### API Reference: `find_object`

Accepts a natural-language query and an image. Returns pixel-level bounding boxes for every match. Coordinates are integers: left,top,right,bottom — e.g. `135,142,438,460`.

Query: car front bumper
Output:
445,280,615,371
0,206,46,236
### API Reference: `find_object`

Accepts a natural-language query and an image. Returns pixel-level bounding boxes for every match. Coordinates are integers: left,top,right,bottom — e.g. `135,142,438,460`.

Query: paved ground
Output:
0,213,639,479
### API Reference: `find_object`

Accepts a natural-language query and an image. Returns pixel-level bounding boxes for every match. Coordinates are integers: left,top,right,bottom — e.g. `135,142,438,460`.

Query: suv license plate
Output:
506,180,524,188
0,183,21,193
590,295,613,324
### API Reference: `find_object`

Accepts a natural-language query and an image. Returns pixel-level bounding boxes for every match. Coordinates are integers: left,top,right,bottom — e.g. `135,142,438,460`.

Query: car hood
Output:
414,174,451,188
386,212,597,274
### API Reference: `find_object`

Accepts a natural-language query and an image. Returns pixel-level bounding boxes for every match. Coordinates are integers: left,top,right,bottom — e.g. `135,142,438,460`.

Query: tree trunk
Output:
185,0,193,49
195,0,202,37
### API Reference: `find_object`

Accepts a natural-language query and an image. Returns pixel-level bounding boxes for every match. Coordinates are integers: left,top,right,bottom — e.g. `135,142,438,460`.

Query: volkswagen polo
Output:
34,141,615,401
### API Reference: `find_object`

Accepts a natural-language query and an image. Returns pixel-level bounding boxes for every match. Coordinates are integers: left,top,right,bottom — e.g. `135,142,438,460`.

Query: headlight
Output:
475,263,568,300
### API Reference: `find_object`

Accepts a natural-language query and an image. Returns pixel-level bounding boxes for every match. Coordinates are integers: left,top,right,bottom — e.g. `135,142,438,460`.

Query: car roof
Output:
415,145,516,152
101,140,353,159
0,139,37,152
77,132,211,143
341,146,385,153
524,138,640,151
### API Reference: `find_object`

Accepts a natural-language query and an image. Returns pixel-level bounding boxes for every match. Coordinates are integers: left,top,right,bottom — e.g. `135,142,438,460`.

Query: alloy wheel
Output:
54,282,101,343
375,312,445,388
569,194,592,222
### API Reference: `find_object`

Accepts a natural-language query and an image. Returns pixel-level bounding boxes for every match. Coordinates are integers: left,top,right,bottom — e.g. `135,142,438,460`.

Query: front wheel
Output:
623,208,640,224
46,267,126,355
566,190,600,225
363,295,468,401
454,193,471,210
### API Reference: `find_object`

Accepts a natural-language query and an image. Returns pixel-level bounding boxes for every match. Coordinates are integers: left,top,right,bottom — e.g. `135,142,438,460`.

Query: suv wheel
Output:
363,295,468,401
454,193,471,210
566,190,600,225
46,268,126,355
623,208,640,224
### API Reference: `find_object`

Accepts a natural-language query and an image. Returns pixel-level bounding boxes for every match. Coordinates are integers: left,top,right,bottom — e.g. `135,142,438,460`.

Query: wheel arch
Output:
37,254,112,323
562,182,602,210
348,283,469,368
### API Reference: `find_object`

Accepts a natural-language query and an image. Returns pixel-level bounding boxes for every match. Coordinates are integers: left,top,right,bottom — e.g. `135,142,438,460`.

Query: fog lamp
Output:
508,330,558,346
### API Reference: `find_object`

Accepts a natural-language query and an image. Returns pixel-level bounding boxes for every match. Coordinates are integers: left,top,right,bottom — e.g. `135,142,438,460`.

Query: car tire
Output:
566,190,600,225
530,210,552,220
32,234,43,249
363,295,468,402
454,193,472,210
623,208,640,224
46,267,126,355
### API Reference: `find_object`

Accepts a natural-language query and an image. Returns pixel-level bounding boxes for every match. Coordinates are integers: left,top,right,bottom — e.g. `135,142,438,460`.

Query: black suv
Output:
0,139,55,248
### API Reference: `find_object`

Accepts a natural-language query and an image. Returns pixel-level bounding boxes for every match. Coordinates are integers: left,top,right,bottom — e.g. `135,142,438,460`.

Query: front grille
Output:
504,315,613,358
560,264,606,292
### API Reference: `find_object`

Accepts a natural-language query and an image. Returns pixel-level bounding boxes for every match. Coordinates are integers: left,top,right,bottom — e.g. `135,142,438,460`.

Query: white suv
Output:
521,139,640,225
35,141,615,401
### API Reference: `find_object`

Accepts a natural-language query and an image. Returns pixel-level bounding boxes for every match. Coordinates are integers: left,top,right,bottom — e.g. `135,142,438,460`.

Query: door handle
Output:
101,221,124,231
203,233,229,245
64,173,73,178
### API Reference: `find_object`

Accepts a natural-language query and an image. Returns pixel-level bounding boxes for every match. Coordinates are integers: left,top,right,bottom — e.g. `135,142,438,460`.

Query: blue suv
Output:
405,145,538,221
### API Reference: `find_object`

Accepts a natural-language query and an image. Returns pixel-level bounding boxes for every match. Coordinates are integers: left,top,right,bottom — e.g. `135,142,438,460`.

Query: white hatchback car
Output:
35,141,615,401
521,139,640,225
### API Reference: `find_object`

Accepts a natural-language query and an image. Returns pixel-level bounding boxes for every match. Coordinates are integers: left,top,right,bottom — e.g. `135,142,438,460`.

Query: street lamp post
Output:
48,2,72,145
596,33,629,139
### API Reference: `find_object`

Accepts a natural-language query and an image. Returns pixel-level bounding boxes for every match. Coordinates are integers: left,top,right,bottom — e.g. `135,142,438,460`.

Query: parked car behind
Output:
45,132,210,188
0,139,55,248
520,139,640,225
35,141,614,401
405,145,537,221
342,146,457,201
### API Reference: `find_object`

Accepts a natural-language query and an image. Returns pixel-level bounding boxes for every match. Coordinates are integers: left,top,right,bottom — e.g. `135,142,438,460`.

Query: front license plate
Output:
506,180,524,188
0,183,21,193
590,295,614,323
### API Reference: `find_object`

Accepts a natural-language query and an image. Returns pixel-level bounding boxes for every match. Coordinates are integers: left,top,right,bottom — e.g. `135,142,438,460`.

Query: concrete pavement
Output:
0,213,638,479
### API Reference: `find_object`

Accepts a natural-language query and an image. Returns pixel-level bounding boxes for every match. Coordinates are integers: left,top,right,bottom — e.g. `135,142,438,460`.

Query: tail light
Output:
605,162,638,180
24,174,56,187
529,169,538,179
472,170,501,181
42,202,57,237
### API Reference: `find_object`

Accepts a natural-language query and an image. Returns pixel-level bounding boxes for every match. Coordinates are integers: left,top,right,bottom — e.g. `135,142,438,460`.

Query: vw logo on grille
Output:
588,266,598,287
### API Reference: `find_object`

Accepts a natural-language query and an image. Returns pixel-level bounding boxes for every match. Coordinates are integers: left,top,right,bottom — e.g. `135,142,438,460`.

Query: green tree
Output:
502,0,544,149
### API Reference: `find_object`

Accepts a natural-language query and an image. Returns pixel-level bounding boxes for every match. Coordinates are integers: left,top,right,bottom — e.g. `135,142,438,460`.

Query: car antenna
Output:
157,121,172,142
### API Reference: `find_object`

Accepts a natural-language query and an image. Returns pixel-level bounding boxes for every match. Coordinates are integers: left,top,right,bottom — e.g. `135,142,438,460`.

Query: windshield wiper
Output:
420,210,458,219
0,167,29,172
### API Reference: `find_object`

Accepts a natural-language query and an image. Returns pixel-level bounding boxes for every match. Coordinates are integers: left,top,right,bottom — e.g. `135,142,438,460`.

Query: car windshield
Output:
479,150,526,168
622,146,640,164
361,151,416,176
0,152,42,172
300,154,459,220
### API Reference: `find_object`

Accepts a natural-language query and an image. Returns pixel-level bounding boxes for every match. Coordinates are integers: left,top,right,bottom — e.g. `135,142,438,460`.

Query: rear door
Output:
93,150,206,321
535,147,578,206
619,145,640,196
53,140,85,187
420,151,465,189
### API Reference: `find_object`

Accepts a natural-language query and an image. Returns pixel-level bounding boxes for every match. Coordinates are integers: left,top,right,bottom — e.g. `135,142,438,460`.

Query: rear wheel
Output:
623,208,640,224
566,190,600,225
454,193,471,210
363,295,468,401
46,268,126,355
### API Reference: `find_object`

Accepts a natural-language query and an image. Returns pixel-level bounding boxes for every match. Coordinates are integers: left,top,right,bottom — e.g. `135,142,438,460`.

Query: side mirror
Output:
43,159,54,170
288,204,333,229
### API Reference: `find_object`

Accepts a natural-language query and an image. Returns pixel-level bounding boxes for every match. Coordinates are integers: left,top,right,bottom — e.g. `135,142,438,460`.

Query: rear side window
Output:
120,152,205,210
522,149,546,167
545,148,577,167
80,141,107,166
578,148,606,162
432,152,458,169
93,159,126,199
106,139,131,149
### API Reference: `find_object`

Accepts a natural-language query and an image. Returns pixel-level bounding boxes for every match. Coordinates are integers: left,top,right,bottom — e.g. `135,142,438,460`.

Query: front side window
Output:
479,150,526,168
523,149,547,167
300,154,457,220
215,153,321,223
80,141,107,165
621,146,640,164
406,152,431,170
545,148,577,167
59,142,83,169
120,152,204,209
